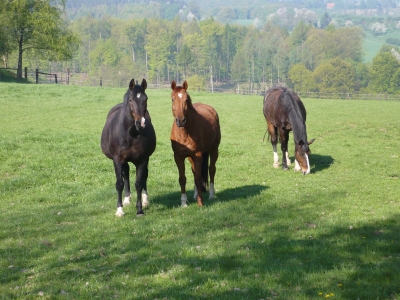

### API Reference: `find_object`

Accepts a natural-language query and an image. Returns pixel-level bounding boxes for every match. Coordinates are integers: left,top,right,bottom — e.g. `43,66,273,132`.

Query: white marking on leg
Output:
193,184,198,200
209,183,215,200
305,154,310,174
142,190,149,208
123,195,131,206
181,194,188,207
115,207,124,217
294,159,301,172
273,152,279,168
286,151,291,165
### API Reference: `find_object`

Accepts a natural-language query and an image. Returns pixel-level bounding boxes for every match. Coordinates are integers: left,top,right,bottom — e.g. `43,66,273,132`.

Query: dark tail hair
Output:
201,152,209,192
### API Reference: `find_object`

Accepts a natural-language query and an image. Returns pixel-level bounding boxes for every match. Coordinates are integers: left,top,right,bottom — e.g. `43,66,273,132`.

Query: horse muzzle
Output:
175,117,186,127
135,117,146,131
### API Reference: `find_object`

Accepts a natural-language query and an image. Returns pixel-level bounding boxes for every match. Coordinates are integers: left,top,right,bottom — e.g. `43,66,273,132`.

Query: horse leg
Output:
188,157,198,200
122,163,131,206
134,159,149,216
268,122,279,168
285,131,291,166
208,147,219,200
191,153,204,206
113,160,125,217
174,153,187,207
140,158,150,208
280,129,289,170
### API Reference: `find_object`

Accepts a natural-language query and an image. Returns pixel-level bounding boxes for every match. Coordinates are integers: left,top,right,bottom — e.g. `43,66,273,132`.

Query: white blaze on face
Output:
141,117,146,127
178,93,183,98
137,93,141,98
305,153,310,174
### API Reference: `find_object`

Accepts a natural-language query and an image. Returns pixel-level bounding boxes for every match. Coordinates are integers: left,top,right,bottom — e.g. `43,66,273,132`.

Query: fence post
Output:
100,77,102,87
36,69,38,84
54,74,57,84
24,67,27,80
67,68,69,85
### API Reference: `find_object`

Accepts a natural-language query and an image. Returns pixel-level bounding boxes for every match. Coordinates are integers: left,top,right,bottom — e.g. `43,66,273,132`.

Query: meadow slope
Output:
0,83,399,299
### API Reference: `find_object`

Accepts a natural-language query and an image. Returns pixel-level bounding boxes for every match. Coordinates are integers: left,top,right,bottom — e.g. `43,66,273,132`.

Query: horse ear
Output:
308,138,315,145
129,79,135,90
183,80,188,90
171,80,176,90
141,79,147,90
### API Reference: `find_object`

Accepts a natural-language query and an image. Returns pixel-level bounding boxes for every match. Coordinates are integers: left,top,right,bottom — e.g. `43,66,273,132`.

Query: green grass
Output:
0,83,399,299
363,31,400,63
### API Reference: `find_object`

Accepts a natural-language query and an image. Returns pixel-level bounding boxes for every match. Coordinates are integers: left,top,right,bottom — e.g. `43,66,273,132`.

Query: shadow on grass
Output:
311,153,334,173
152,184,268,209
1,193,399,299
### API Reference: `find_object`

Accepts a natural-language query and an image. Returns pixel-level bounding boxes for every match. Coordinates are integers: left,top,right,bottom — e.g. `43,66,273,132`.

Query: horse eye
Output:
171,98,174,102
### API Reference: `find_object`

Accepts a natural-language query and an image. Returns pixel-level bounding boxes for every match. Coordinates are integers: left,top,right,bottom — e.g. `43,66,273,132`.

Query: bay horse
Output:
101,79,156,216
263,86,315,174
170,80,221,207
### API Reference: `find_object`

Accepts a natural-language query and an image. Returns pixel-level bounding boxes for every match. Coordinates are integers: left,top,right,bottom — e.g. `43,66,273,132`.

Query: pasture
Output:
0,83,399,299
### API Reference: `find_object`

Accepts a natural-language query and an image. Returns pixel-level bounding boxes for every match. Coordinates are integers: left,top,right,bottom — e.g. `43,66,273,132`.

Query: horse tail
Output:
201,152,209,192
262,129,269,142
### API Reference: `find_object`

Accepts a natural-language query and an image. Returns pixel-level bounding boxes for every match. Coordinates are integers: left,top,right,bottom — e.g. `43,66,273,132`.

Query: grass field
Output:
0,83,399,299
363,31,400,63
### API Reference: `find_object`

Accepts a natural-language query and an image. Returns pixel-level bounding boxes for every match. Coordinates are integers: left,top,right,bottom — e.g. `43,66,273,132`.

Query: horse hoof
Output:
142,200,149,208
282,167,289,171
123,196,131,206
181,202,188,208
136,212,145,217
273,163,279,168
115,207,124,217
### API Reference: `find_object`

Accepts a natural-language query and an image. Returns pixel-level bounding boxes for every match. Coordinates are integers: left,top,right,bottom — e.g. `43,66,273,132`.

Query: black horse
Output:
263,86,314,175
101,79,156,216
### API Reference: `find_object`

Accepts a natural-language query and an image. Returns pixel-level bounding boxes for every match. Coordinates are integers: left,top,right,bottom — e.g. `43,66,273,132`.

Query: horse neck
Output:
186,100,198,124
284,98,307,144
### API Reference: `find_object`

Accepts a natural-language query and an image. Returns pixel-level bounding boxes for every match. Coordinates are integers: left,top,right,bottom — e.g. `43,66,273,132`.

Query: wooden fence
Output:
0,67,58,84
1,68,400,101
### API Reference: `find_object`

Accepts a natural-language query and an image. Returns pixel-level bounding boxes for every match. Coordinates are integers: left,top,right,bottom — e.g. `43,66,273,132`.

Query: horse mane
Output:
280,89,307,143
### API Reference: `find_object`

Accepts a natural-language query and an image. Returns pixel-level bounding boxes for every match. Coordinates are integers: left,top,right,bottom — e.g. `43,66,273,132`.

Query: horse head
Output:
128,78,148,131
171,80,191,127
295,138,315,175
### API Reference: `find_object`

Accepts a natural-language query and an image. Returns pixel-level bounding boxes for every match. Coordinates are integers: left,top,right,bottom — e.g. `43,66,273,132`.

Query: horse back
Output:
263,87,306,128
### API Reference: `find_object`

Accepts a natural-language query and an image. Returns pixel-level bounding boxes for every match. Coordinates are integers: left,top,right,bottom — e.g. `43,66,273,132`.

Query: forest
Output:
1,0,400,94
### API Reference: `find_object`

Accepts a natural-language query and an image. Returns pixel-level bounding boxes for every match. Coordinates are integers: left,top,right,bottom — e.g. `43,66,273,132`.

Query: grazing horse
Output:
263,86,315,175
170,80,221,207
101,79,156,216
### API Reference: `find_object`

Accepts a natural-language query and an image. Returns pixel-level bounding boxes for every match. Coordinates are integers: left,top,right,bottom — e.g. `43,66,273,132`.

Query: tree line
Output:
68,15,400,94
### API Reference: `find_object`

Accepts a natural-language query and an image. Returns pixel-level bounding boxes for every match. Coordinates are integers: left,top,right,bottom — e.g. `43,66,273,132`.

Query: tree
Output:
370,52,400,94
320,12,331,29
288,64,315,93
1,0,79,80
176,44,193,78
145,20,174,83
312,58,355,93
